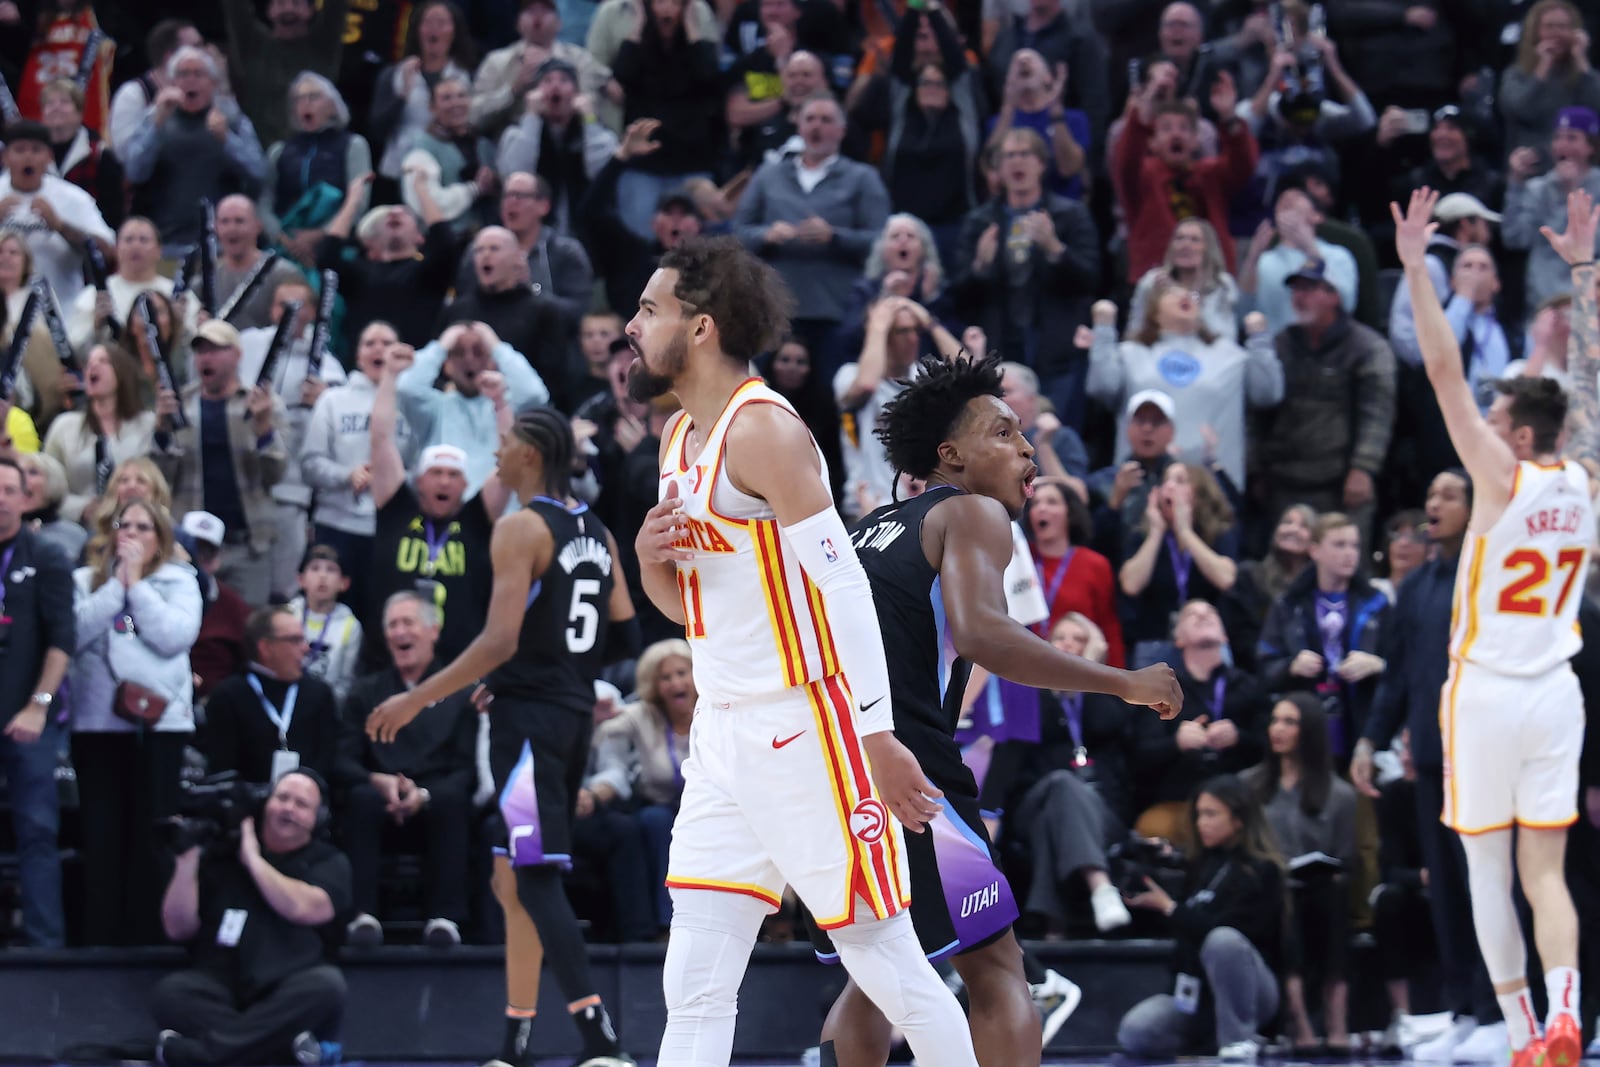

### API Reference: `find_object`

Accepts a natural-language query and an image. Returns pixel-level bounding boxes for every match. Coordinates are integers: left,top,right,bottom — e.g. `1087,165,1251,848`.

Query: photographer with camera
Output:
155,768,351,1066
1117,774,1287,1061
68,498,202,947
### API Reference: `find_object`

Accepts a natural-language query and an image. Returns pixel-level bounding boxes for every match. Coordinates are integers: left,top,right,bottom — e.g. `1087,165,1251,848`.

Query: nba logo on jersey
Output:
822,538,839,563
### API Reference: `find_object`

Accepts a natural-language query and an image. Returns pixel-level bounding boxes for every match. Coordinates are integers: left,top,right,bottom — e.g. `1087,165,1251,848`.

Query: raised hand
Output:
1390,187,1440,269
618,118,662,162
1540,187,1600,265
1209,69,1238,119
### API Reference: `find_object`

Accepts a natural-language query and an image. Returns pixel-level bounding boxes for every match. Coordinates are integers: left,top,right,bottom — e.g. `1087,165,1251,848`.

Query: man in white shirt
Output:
0,121,114,308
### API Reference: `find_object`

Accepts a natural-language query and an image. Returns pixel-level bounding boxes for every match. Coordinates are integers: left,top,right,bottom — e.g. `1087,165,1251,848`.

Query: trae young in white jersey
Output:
628,236,981,1067
1394,186,1597,1067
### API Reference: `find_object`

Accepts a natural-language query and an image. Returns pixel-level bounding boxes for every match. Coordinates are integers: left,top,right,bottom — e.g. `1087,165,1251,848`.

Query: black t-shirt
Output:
190,839,352,1000
850,484,970,742
369,486,494,665
489,498,617,712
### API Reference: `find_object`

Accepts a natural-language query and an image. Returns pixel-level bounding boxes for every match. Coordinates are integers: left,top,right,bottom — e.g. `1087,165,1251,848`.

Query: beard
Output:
625,330,687,404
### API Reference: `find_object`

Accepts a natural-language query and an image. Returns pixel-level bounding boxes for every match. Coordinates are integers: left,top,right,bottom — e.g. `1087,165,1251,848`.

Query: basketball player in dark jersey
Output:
368,408,641,1067
811,355,1183,1067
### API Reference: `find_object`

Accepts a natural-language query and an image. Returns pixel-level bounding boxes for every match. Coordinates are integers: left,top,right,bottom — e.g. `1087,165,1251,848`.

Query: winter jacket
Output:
301,372,417,536
1361,553,1458,771
69,561,203,733
1254,314,1396,491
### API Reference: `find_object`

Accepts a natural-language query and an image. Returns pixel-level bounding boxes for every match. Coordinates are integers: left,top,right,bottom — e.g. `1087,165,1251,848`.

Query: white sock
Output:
828,912,979,1067
1547,967,1581,1025
1497,989,1540,1052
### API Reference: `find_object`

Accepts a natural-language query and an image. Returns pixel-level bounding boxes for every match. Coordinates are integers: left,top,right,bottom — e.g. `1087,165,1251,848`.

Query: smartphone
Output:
1128,57,1143,88
1401,108,1431,135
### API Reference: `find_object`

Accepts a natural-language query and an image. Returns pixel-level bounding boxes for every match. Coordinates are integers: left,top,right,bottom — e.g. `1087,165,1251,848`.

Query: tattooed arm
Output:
1548,189,1600,484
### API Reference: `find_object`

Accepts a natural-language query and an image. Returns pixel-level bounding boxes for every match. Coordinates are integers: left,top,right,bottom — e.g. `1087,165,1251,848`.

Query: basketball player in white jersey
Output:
1395,187,1597,1067
626,236,981,1067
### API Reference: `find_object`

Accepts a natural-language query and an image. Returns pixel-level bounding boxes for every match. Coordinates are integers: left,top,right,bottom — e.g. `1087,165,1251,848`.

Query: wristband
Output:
1572,260,1595,270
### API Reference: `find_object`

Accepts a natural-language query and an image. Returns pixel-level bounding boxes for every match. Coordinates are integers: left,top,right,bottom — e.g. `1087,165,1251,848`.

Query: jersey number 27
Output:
1497,548,1585,617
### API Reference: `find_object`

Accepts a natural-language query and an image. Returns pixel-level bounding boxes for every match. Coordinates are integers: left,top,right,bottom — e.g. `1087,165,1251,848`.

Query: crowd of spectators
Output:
4,0,1600,1061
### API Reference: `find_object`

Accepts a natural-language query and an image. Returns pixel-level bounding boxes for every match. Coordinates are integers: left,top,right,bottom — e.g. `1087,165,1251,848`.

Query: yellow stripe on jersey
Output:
754,521,806,688
806,681,871,927
804,576,841,679
1457,537,1488,660
662,876,783,910
1440,664,1461,830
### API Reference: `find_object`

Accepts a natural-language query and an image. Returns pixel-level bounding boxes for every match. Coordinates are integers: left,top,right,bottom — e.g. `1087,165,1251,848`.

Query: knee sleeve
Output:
1459,831,1527,984
661,887,768,1015
827,913,979,1067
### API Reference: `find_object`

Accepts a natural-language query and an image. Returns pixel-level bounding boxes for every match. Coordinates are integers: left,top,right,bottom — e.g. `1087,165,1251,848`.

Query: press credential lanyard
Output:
247,673,299,748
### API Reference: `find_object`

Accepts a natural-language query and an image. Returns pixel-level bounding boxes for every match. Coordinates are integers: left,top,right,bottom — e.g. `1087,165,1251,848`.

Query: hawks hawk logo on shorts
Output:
850,797,887,843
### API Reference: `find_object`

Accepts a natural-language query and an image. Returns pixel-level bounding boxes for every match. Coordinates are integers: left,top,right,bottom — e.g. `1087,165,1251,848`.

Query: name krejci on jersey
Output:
558,536,615,575
1525,505,1587,539
852,520,907,555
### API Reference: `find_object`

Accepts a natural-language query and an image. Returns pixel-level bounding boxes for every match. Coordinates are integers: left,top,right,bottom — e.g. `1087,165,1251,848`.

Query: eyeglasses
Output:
265,633,309,644
917,77,947,88
113,520,156,534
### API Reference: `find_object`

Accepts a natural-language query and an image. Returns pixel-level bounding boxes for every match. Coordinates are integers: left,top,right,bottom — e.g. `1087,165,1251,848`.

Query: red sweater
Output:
1034,546,1126,669
1113,111,1258,283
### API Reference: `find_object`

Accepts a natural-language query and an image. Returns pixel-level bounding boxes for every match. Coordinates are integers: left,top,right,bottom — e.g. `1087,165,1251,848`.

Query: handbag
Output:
113,679,167,726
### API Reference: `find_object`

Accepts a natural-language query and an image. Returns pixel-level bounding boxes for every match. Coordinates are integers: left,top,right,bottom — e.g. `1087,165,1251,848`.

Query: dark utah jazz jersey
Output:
489,497,617,712
851,484,972,740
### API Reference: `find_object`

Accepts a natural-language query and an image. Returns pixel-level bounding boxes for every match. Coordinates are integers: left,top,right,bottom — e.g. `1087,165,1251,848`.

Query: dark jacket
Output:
440,286,570,409
611,33,723,176
952,193,1100,391
1255,313,1396,490
580,156,669,318
336,661,477,799
203,669,345,786
1134,662,1268,809
0,527,74,721
317,222,459,352
1171,846,1286,987
1258,567,1391,758
980,690,1141,826
1325,0,1461,108
1362,552,1459,771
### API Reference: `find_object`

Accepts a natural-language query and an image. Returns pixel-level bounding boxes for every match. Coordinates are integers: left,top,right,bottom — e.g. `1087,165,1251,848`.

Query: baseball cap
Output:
180,510,226,547
1559,106,1600,137
3,119,49,147
1285,259,1336,289
656,186,702,219
1433,192,1502,224
533,57,578,87
193,319,242,349
419,444,468,476
1126,389,1175,421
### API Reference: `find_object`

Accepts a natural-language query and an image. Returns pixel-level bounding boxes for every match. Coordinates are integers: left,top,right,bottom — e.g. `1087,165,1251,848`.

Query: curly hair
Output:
658,236,794,361
512,405,575,500
875,354,1005,484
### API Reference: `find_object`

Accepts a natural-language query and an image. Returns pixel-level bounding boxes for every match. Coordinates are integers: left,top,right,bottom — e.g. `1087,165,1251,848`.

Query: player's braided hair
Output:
512,405,575,500
875,354,1006,490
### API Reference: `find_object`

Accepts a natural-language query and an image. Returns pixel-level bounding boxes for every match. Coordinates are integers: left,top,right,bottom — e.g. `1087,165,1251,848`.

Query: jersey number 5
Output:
1497,547,1585,617
677,569,707,639
567,579,602,653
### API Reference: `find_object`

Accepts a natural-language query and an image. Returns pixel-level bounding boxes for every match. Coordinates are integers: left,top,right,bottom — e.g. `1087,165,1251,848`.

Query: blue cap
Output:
1285,259,1335,289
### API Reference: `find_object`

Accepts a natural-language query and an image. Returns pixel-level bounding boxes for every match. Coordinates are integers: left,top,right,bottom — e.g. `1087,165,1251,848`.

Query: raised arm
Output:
1393,187,1517,506
369,343,412,509
1549,188,1600,483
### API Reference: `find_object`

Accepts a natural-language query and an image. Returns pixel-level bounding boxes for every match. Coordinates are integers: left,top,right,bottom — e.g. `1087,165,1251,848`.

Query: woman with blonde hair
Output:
1127,219,1241,342
68,498,202,945
42,344,155,523
17,450,86,560
978,613,1140,937
1120,461,1240,646
589,638,696,931
1086,287,1280,492
1502,0,1600,158
83,456,172,557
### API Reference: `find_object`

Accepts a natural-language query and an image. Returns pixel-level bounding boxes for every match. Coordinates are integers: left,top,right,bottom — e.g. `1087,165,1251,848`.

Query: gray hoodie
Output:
300,372,417,536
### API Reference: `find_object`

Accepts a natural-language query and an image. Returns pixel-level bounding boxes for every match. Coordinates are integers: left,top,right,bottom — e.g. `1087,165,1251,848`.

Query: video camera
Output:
157,772,272,854
1109,835,1188,898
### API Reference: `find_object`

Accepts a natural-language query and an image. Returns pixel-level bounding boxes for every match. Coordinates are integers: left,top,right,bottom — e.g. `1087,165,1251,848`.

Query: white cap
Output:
180,510,225,547
1433,192,1502,224
1126,388,1176,421
418,444,468,475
